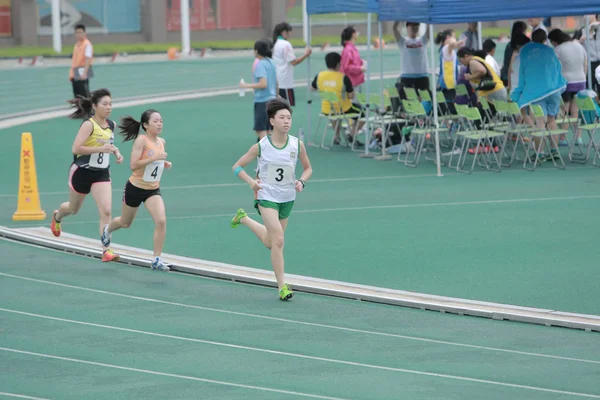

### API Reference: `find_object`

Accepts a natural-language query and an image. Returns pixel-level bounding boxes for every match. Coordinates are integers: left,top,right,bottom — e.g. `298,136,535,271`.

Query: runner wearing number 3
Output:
231,99,313,300
50,88,123,263
101,109,171,272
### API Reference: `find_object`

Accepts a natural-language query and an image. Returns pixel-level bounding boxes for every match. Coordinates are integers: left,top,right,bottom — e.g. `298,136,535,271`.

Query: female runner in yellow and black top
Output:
102,109,172,272
50,88,123,263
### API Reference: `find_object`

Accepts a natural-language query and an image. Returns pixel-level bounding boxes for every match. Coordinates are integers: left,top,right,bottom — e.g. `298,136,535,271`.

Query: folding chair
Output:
428,90,460,148
403,87,420,102
376,91,409,155
493,100,527,167
572,96,600,165
398,100,448,167
558,96,580,150
447,104,471,169
523,104,566,171
312,91,359,150
479,97,510,131
455,107,504,174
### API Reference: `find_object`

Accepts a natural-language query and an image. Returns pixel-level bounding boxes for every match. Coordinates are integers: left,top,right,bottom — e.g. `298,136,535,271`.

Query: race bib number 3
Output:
143,161,165,183
89,152,109,169
266,164,293,185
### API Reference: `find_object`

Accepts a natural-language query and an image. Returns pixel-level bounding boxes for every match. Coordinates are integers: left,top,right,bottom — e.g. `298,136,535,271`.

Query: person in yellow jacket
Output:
69,24,94,99
457,47,507,102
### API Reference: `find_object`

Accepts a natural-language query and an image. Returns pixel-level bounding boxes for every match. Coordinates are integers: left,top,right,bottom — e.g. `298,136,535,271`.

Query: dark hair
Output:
548,28,572,45
406,22,419,27
118,109,160,142
75,24,85,32
267,99,292,120
67,88,111,119
457,47,474,58
474,49,488,59
482,39,496,53
435,29,454,46
341,26,356,46
325,52,341,69
254,38,273,58
510,21,527,38
510,33,530,50
531,28,547,44
272,22,292,44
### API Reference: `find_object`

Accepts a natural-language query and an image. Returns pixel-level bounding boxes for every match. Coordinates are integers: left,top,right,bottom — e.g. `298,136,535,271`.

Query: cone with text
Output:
13,132,46,221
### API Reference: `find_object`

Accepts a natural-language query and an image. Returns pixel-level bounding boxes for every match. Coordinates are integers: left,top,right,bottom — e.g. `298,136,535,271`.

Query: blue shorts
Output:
532,92,562,117
253,101,272,132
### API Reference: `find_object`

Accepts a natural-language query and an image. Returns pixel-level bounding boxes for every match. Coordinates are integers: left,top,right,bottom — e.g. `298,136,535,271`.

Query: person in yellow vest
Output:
457,47,507,103
311,52,365,146
457,47,507,154
101,109,172,272
69,24,94,99
51,88,124,263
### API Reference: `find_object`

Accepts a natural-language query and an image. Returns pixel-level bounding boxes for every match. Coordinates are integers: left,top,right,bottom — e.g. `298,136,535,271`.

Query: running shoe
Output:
102,249,120,263
151,257,170,272
230,208,247,228
50,210,61,237
279,283,294,301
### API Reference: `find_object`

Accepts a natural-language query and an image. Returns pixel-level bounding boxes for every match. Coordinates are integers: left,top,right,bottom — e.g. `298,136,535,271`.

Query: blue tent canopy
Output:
306,0,379,15
377,0,600,24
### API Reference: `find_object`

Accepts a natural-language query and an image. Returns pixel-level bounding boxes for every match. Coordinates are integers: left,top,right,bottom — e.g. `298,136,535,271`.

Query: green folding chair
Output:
523,104,566,171
455,107,504,173
313,91,358,150
573,96,600,165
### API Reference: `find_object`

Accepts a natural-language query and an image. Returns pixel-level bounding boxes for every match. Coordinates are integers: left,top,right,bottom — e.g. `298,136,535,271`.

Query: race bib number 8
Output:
266,164,293,185
143,161,165,183
89,152,110,169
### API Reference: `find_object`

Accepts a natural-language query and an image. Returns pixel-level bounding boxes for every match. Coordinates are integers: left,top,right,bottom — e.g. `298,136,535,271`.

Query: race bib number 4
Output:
143,161,165,183
266,164,293,185
89,152,110,169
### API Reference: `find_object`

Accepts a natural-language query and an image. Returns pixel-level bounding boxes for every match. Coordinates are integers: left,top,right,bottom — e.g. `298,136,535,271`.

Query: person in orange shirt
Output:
101,109,172,272
69,24,94,99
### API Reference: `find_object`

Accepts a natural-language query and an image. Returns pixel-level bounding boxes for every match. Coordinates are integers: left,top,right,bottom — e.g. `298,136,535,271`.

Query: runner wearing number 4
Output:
50,88,123,262
231,99,312,300
101,109,172,272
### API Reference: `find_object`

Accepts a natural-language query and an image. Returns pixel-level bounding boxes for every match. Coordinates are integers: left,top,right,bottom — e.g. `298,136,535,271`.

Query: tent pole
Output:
305,12,312,145
477,21,483,49
51,0,62,54
180,0,191,55
360,13,374,158
585,15,593,89
374,20,392,160
378,21,384,102
429,24,443,177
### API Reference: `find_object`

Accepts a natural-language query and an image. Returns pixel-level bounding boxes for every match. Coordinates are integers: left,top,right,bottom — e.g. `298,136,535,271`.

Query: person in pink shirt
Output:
340,26,367,90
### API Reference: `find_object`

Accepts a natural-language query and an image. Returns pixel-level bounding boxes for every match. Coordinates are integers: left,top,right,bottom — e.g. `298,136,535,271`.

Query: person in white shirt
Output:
528,18,550,45
272,22,312,107
482,39,501,76
549,28,588,144
230,99,313,301
392,21,430,99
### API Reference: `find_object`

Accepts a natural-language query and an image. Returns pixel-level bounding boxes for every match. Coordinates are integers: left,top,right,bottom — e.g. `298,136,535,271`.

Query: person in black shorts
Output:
101,109,172,272
50,88,123,263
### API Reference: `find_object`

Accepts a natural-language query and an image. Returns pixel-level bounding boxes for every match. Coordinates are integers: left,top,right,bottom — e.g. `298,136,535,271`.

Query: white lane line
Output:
1,343,598,398
5,194,600,228
0,393,50,400
0,273,598,365
0,347,347,400
0,173,442,198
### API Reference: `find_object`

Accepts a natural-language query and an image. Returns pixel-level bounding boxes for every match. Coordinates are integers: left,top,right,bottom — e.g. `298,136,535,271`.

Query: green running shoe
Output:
279,283,294,301
230,208,247,228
